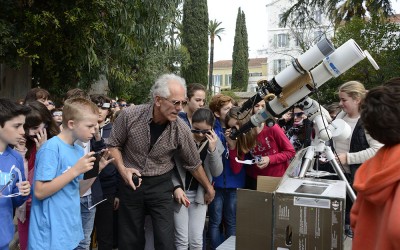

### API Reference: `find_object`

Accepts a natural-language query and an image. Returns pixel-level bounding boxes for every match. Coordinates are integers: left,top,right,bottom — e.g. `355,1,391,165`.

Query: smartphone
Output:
83,151,104,180
132,174,140,186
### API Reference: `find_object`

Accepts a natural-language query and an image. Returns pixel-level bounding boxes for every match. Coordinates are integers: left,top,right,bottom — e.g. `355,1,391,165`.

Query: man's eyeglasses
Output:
294,112,305,117
191,129,211,135
161,97,187,107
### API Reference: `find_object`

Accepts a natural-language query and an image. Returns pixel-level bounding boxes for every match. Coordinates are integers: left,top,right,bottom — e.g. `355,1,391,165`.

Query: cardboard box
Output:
236,176,281,250
273,178,346,250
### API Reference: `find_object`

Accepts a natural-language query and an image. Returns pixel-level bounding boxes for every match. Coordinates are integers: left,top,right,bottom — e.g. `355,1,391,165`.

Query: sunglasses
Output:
97,102,111,109
294,112,305,117
191,129,211,135
161,97,188,107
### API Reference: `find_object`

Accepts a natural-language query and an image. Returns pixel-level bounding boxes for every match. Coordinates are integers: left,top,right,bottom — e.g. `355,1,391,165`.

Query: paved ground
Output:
216,236,353,249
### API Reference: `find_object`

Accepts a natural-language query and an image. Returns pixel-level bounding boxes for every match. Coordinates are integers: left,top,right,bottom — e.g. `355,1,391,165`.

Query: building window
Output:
213,75,222,87
224,74,232,86
273,59,286,75
274,33,289,48
250,72,262,77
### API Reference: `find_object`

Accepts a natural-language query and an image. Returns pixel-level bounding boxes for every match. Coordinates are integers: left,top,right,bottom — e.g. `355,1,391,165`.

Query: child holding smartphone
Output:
173,108,224,250
15,101,60,250
28,98,113,250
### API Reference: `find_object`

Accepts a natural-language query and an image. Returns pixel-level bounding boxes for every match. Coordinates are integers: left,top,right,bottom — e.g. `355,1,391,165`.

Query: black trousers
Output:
94,194,115,250
118,171,175,250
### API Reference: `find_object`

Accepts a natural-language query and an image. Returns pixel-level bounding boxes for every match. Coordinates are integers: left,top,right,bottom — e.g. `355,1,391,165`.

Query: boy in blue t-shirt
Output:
28,98,113,250
0,98,32,250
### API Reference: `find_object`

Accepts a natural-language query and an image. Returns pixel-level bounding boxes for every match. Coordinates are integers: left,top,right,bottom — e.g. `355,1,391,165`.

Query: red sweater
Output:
230,124,295,178
351,144,400,250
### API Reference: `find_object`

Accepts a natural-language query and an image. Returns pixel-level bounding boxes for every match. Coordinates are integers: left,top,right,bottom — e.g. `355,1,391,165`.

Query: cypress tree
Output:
181,0,209,86
231,8,249,91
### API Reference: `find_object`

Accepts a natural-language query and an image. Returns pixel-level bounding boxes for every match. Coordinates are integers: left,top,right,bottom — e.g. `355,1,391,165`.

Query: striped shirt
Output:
107,103,201,176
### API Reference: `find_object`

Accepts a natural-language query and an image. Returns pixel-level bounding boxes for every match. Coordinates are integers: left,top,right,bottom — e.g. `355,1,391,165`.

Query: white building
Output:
258,0,334,80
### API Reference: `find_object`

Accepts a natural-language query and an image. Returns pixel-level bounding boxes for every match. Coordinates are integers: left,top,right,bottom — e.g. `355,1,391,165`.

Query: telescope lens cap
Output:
364,50,380,70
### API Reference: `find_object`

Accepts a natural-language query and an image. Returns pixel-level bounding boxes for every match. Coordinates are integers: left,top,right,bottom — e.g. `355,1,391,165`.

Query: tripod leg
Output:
298,146,315,178
325,147,357,202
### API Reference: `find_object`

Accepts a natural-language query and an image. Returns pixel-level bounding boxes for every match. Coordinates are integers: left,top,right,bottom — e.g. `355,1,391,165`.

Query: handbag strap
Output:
197,140,208,153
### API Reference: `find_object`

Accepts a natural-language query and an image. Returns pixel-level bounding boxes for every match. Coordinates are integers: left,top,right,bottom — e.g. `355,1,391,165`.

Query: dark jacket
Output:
91,122,118,196
212,119,246,189
348,119,369,181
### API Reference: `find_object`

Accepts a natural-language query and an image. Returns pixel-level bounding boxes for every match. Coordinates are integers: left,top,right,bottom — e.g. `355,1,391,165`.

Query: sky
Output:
207,0,400,62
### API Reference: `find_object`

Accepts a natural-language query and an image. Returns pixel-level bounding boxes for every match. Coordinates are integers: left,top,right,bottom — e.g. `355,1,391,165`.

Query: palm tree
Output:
281,0,393,27
208,19,225,94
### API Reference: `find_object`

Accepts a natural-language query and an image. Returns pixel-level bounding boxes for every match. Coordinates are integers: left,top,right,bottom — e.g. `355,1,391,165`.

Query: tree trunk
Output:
209,37,215,94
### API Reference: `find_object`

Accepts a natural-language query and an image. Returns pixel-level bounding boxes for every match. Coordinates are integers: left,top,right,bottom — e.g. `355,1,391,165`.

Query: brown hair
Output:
209,94,234,114
65,88,90,100
91,94,113,119
187,83,206,100
62,98,99,127
24,88,50,104
225,106,258,156
24,101,60,160
361,77,400,146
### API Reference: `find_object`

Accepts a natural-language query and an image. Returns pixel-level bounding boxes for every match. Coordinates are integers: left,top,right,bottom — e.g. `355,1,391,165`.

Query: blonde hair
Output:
338,81,366,111
339,81,366,99
62,98,99,127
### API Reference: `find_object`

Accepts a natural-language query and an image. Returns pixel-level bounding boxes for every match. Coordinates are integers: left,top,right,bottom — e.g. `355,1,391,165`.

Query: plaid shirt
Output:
107,103,201,176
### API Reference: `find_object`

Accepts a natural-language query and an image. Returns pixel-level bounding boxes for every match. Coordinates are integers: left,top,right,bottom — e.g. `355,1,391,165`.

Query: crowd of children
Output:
1,74,398,250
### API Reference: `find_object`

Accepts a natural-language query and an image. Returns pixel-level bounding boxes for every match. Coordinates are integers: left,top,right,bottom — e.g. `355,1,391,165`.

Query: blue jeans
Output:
208,188,237,250
77,194,96,250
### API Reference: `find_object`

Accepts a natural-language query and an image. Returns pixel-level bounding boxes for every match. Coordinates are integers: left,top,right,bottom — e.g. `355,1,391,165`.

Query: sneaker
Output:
345,225,353,238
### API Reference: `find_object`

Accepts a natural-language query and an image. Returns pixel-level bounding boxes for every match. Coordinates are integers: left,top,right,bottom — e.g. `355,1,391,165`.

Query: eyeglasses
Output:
97,102,111,109
191,129,211,135
161,97,188,107
294,112,305,117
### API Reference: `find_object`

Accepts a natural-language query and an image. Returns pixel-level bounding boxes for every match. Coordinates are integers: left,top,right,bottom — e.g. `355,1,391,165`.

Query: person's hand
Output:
336,153,347,165
256,156,270,169
121,167,142,190
224,128,237,150
282,111,293,122
204,186,215,205
206,130,218,152
114,197,120,210
33,127,48,149
98,149,115,172
15,137,27,152
93,123,102,141
17,181,31,196
72,153,96,176
174,187,190,207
